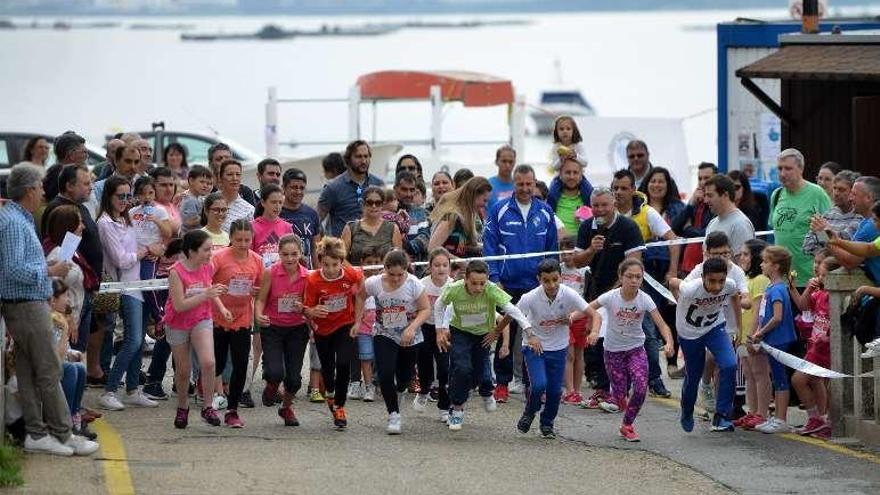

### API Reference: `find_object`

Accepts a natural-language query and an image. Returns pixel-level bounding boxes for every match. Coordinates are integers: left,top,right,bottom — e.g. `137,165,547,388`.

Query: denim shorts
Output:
357,334,375,361
167,319,212,346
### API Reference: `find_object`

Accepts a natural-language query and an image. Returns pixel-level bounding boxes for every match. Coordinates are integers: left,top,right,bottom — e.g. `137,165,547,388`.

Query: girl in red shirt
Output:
303,237,364,429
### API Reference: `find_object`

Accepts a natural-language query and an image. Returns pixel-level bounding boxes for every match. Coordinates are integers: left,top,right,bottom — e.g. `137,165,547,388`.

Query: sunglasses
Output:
115,193,133,201
364,199,383,207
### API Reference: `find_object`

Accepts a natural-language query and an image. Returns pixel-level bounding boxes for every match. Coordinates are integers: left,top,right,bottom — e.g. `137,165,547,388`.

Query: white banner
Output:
760,342,873,379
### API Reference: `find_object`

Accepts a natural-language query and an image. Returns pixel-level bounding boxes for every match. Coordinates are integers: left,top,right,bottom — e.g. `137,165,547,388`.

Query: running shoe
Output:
174,407,189,429
517,413,535,434
579,390,606,409
667,364,685,380
262,383,279,407
348,381,364,400
680,411,694,433
756,417,791,434
413,394,429,412
212,393,228,411
333,407,348,429
439,409,450,423
201,407,221,426
562,391,582,405
865,337,880,349
711,414,735,432
860,347,880,359
742,414,767,430
797,417,828,436
224,410,244,428
483,395,498,412
142,382,168,401
448,410,464,431
493,384,509,403
810,425,831,440
362,384,375,402
599,398,621,414
509,380,525,394
24,434,73,456
619,424,640,442
309,388,325,403
539,425,556,439
649,380,672,399
64,434,99,456
278,406,300,427
98,392,125,411
239,390,255,408
386,412,402,435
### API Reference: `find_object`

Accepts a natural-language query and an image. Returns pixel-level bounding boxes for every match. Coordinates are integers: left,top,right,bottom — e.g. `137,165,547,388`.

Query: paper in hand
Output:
58,232,82,262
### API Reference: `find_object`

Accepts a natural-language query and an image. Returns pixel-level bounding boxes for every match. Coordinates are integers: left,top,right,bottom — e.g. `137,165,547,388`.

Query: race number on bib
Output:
278,294,302,313
381,307,408,329
460,313,486,327
228,278,253,297
324,294,348,313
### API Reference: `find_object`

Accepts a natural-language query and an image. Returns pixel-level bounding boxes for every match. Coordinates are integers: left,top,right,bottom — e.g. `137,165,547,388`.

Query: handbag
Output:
92,271,120,315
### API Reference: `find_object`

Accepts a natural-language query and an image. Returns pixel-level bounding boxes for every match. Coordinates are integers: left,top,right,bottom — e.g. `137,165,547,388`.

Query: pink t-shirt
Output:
252,216,294,269
804,289,831,368
163,261,214,330
359,297,376,336
264,262,309,327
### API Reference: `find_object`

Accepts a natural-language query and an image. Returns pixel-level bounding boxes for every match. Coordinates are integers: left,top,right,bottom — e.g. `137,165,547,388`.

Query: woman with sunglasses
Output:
340,186,402,266
96,176,161,411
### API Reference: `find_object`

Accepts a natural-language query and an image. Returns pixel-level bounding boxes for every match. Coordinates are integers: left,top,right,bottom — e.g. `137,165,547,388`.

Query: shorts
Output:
767,341,793,392
308,340,321,371
569,318,589,348
357,334,375,361
167,319,213,346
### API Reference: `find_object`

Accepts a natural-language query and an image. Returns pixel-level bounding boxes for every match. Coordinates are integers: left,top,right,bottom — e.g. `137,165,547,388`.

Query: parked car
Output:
0,132,105,197
115,128,261,168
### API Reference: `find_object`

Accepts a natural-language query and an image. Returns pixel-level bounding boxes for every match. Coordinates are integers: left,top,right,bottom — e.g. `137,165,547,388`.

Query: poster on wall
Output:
758,112,782,181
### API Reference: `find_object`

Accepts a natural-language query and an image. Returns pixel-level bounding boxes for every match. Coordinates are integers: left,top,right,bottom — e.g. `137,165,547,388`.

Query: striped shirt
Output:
0,201,52,301
221,195,255,233
802,206,863,257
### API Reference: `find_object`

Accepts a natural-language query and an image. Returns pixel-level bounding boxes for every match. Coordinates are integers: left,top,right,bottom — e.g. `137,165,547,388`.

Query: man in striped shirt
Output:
803,170,862,257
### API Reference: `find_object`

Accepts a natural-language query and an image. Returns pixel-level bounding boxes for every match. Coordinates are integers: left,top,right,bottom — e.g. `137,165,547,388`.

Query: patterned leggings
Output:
604,346,648,426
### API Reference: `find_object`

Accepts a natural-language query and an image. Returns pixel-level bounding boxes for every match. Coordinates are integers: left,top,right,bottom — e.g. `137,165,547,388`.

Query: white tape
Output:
627,230,775,254
760,342,874,379
643,272,677,305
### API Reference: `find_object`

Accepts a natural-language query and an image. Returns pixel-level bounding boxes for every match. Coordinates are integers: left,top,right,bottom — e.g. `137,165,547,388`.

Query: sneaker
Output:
212,393,228,411
649,380,672,399
333,407,348,429
619,424,640,442
239,390,255,408
448,410,464,431
756,417,791,434
517,413,535,434
64,434,99,456
493,384,509,403
86,374,107,388
539,425,556,439
667,364,685,380
174,407,189,429
509,380,525,394
122,390,158,408
562,391,582,405
580,390,606,409
224,410,244,428
72,425,97,441
142,383,168,401
362,384,375,402
797,417,828,436
742,414,767,430
810,425,831,440
386,412,402,435
599,398,621,414
278,406,299,426
262,383,279,407
680,411,694,432
860,347,880,359
483,395,498,412
201,407,221,426
98,392,125,411
348,381,364,400
309,388,325,403
439,409,450,423
865,337,880,349
700,383,716,413
711,414,735,432
413,393,429,412
733,413,755,428
24,434,73,456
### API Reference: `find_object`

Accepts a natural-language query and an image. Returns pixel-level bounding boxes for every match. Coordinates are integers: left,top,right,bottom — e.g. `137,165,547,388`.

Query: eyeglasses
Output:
627,153,646,159
210,207,229,214
364,199,383,207
115,193,133,201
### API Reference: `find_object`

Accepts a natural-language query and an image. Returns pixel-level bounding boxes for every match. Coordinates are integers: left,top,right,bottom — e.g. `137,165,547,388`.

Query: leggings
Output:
417,323,451,410
373,336,420,414
213,327,252,410
314,325,354,408
604,347,649,426
261,324,309,396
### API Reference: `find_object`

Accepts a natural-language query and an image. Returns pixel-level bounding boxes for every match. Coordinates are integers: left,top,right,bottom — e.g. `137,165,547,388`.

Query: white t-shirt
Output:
561,264,588,295
365,273,425,346
421,275,452,326
130,203,170,247
597,288,657,352
676,278,739,340
516,284,588,352
516,200,531,221
685,262,748,335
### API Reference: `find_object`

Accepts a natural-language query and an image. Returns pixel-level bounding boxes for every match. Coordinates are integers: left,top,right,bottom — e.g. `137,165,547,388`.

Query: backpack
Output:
841,295,880,345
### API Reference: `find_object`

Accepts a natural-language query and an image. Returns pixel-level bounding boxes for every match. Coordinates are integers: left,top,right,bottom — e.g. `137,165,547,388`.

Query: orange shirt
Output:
211,247,263,330
303,265,364,336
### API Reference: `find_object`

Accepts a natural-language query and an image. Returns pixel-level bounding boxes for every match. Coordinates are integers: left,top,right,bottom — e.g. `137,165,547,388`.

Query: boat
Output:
530,59,596,135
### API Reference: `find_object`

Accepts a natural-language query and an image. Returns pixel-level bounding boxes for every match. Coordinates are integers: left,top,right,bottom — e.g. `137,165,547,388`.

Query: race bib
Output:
228,277,253,297
185,285,206,298
278,294,302,313
381,307,408,329
324,294,348,313
460,312,486,327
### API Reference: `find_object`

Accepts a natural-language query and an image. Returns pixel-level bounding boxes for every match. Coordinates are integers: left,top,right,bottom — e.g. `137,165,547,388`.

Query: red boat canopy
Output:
356,70,514,107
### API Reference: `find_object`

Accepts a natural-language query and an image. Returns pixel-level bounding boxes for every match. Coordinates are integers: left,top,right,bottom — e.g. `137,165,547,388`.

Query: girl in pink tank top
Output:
164,230,233,429
255,234,309,425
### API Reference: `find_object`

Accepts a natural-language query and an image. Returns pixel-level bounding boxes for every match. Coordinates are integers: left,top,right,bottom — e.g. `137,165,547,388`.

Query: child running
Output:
303,237,364,429
790,254,840,439
435,260,534,431
585,259,674,442
211,219,263,428
164,230,234,428
515,259,590,439
357,249,431,434
669,257,741,433
752,246,798,434
256,233,310,427
415,247,454,420
559,236,590,405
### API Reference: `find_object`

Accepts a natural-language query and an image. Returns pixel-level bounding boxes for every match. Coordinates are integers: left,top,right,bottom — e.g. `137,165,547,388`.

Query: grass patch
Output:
0,442,24,488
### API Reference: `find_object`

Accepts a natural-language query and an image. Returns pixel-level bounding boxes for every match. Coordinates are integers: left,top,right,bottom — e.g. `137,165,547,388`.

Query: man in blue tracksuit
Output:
483,164,559,402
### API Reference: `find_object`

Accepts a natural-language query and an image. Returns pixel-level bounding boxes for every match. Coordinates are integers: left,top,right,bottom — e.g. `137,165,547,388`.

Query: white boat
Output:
530,59,596,135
